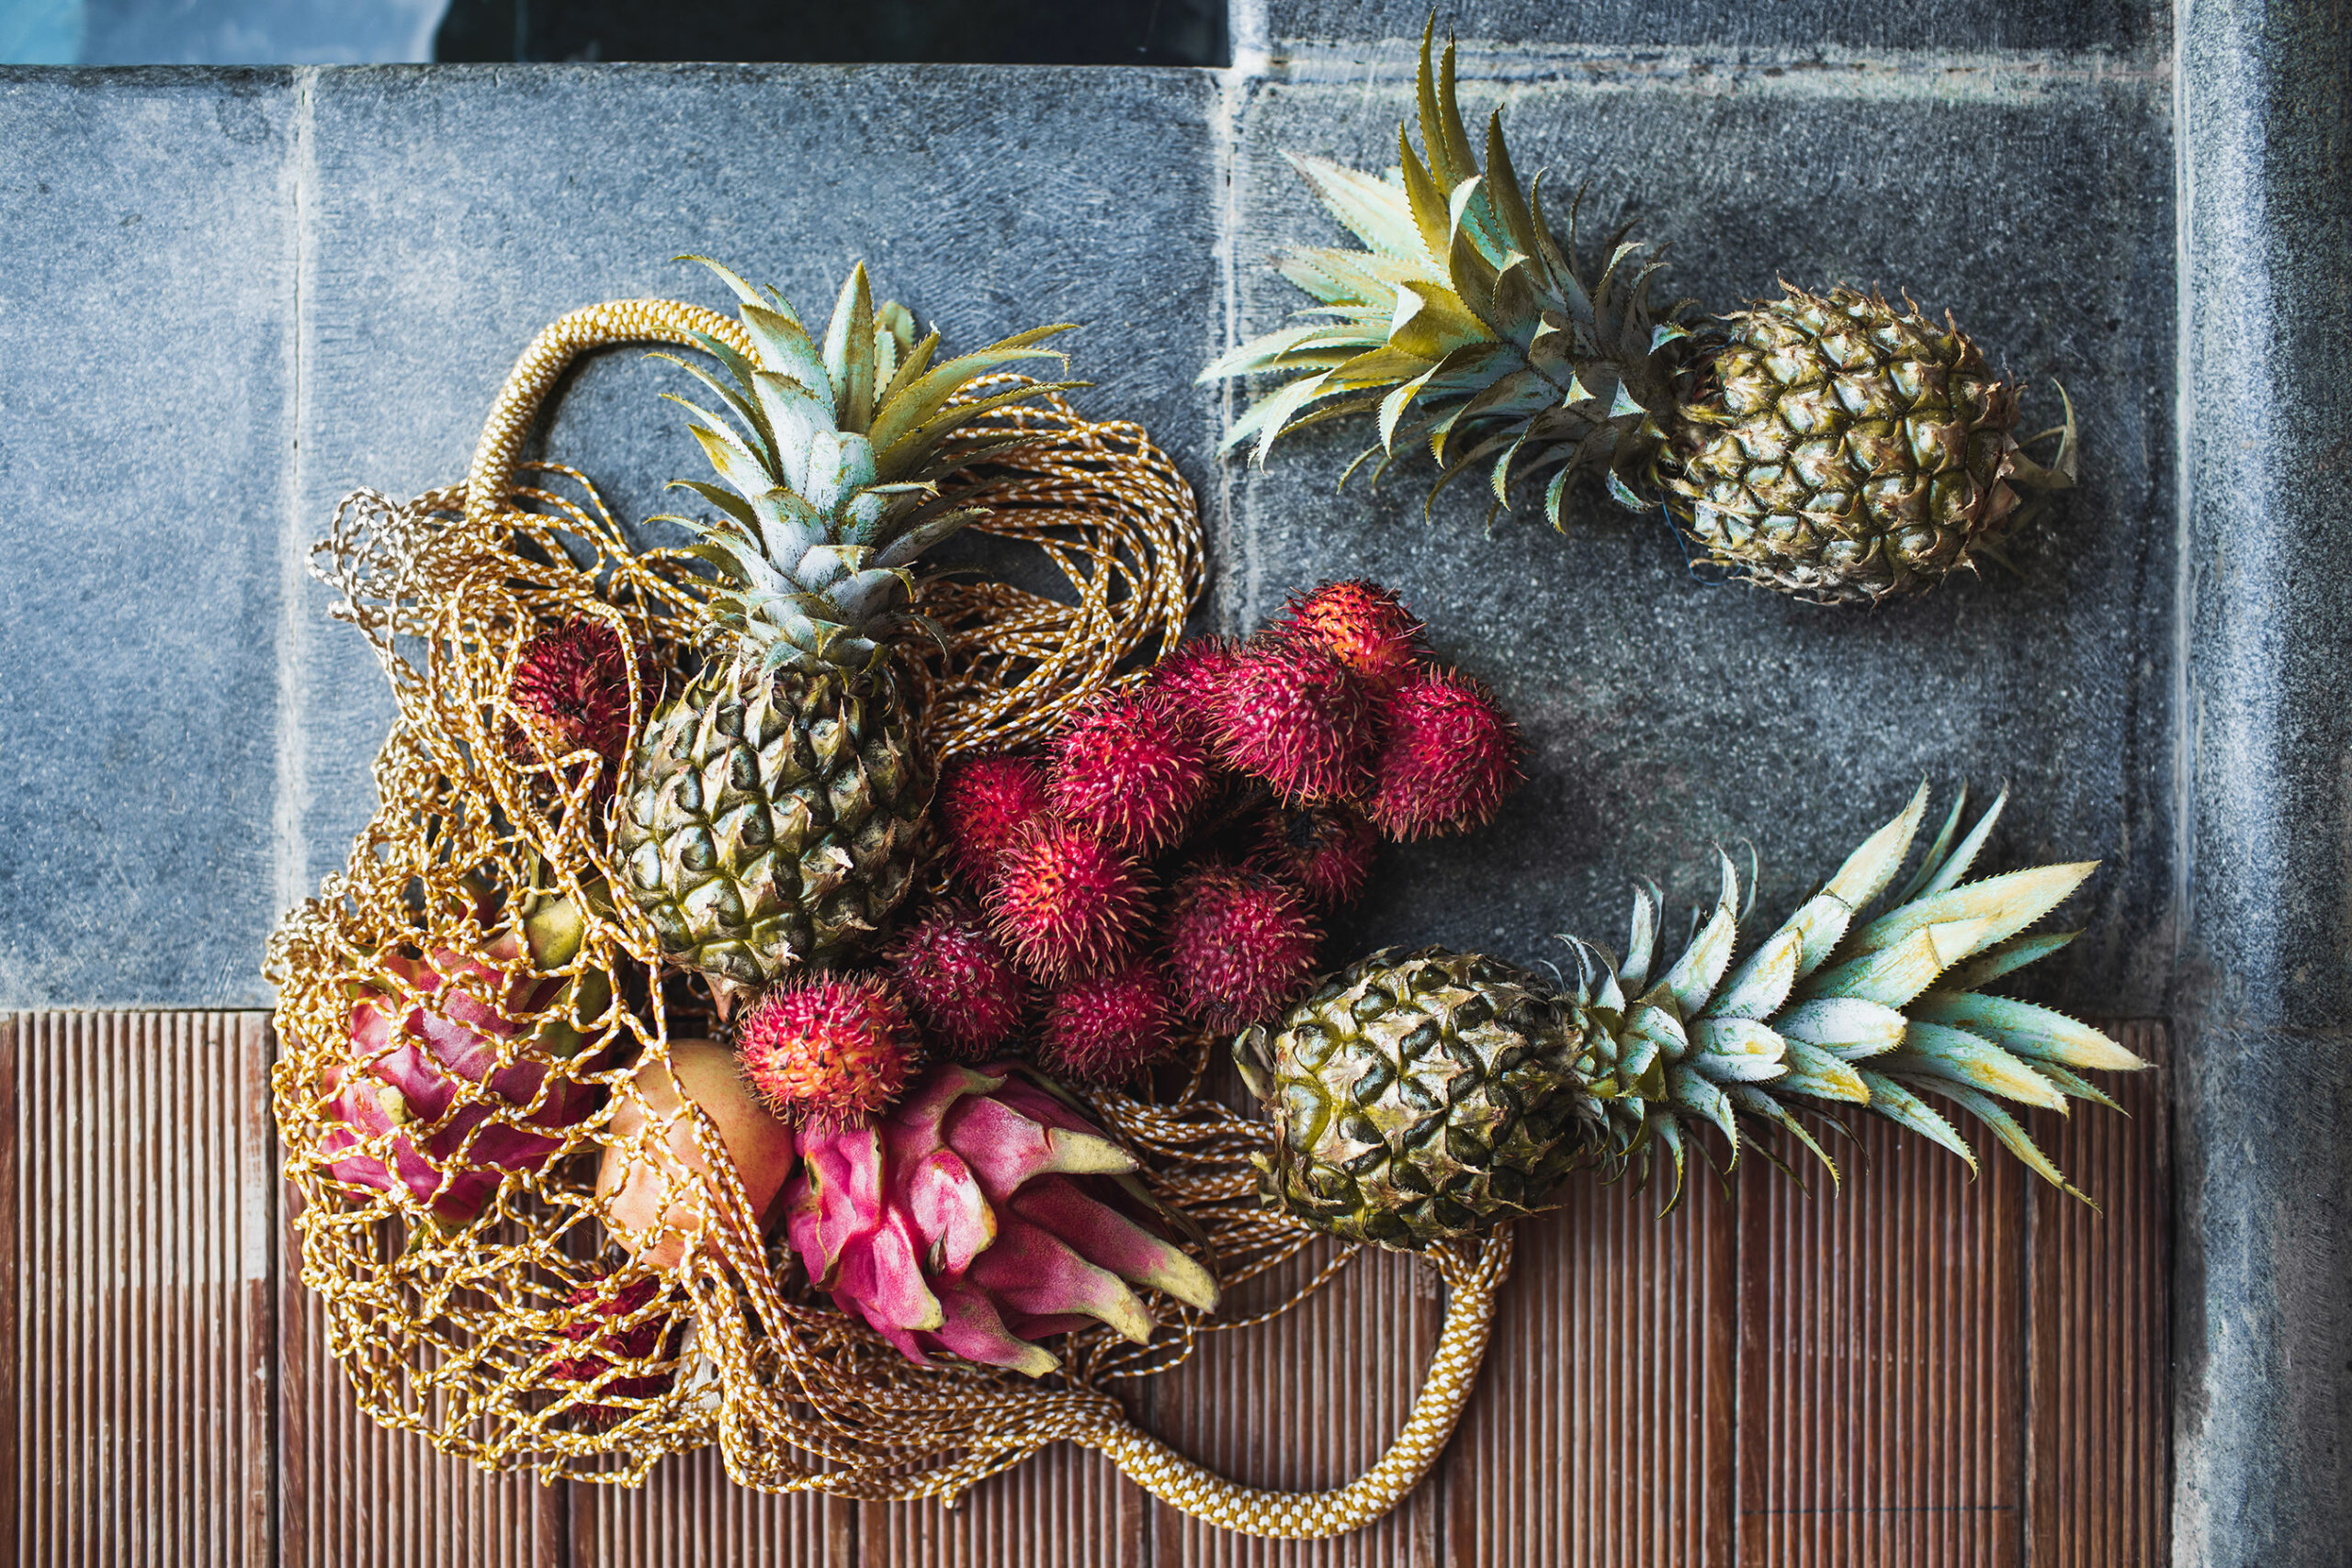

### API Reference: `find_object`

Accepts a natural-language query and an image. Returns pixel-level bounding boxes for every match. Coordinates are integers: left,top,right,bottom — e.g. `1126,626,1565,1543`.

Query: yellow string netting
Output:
264,299,1510,1539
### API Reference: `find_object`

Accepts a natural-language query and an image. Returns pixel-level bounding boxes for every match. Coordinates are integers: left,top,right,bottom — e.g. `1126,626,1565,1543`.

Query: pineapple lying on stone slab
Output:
1201,25,2076,604
616,259,1077,1005
1236,782,2143,1247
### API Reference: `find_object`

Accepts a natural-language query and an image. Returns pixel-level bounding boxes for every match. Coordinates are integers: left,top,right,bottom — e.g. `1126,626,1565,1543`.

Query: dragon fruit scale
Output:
785,1063,1219,1378
316,887,611,1228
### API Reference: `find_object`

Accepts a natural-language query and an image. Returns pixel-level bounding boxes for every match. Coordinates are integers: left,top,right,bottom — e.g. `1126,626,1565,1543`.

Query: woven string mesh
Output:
264,302,1507,1538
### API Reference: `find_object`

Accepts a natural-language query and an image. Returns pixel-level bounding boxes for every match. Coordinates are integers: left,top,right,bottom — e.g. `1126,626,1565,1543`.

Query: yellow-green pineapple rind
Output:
619,659,931,992
1238,782,2147,1249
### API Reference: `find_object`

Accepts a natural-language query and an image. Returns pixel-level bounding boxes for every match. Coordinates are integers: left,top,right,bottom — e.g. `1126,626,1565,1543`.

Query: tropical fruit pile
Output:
891,579,1523,1089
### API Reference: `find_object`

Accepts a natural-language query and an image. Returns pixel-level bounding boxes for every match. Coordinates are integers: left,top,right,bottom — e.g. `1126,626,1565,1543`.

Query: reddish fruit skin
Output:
1275,581,1424,695
886,901,1032,1059
1367,667,1524,840
939,755,1050,887
736,976,921,1126
1208,643,1381,802
1146,637,1242,735
1038,963,1180,1085
1047,691,1216,854
550,1272,681,1429
509,621,649,773
1255,803,1378,907
1163,864,1324,1032
986,823,1151,983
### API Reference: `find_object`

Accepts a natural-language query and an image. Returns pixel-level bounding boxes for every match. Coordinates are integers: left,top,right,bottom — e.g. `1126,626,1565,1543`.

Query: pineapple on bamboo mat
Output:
1203,21,2079,604
267,249,2138,1542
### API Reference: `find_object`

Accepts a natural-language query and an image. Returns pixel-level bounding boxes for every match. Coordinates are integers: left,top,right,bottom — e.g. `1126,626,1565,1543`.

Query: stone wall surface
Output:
0,2,2346,1558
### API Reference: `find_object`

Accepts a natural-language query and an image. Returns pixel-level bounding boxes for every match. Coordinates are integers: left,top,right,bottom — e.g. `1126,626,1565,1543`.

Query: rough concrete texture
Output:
0,69,297,1005
2172,1,2352,1562
1223,62,2176,1016
1249,0,2163,56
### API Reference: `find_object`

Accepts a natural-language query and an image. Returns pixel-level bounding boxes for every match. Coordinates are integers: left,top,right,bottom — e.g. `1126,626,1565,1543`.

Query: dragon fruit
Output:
315,887,609,1227
785,1062,1219,1378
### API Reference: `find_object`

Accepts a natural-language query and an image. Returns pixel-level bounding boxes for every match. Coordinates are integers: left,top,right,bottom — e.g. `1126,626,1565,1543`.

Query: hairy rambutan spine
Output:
1275,580,1424,695
885,900,1032,1059
1366,667,1524,840
548,1272,680,1430
736,975,921,1126
1163,863,1324,1032
986,822,1152,983
1038,962,1180,1085
939,755,1050,886
1146,636,1242,735
1255,802,1379,906
1048,691,1216,854
508,619,650,777
1208,643,1381,802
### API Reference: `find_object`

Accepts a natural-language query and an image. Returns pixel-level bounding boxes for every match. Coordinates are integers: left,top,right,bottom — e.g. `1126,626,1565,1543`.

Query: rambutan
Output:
1038,962,1180,1085
1047,691,1216,854
1255,802,1379,907
736,975,921,1126
939,754,1050,887
986,823,1151,983
508,620,650,773
549,1271,680,1429
885,900,1032,1059
1366,667,1525,840
1146,636,1242,735
1163,863,1324,1032
1207,642,1381,802
1274,580,1424,695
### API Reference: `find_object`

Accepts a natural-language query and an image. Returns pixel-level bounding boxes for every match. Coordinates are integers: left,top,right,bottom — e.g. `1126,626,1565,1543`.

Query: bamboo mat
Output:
1,1014,2165,1567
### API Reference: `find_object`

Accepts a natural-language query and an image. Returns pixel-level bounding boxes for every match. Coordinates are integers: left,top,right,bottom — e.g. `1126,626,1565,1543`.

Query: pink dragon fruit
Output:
785,1062,1219,1378
315,887,610,1228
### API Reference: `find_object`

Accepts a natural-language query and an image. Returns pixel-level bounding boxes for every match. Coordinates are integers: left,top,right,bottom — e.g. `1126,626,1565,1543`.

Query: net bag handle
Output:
455,297,1512,1539
1081,1226,1513,1539
463,299,752,529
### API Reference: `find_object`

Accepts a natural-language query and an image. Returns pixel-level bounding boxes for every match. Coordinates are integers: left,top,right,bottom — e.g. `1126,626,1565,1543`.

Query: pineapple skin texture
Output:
1240,947,1602,1248
1670,287,2024,604
616,654,933,992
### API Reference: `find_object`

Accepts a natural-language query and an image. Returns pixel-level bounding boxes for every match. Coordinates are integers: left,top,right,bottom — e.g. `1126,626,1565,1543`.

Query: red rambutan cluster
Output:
901,579,1522,1090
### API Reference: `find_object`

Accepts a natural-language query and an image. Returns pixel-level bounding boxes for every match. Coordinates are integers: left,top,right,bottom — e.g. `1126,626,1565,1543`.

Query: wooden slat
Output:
860,1444,1146,1568
573,1447,854,1567
1446,1162,1739,1566
2026,1021,2168,1568
5,1011,276,1568
1736,1096,2030,1565
0,1011,2165,1564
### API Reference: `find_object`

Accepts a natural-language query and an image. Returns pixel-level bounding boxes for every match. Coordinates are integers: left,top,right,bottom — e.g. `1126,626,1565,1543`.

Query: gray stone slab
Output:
1217,63,2175,1014
287,62,1226,915
2173,0,2352,1561
1252,0,2162,54
0,68,296,1007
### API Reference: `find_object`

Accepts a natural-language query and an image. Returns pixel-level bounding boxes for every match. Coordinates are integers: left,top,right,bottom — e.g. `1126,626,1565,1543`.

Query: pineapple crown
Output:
1197,19,1694,526
660,257,1078,675
1557,781,2145,1207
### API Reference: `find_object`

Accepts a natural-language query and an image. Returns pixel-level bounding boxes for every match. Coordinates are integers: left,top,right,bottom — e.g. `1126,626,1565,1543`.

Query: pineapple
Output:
1235,784,2145,1247
1199,27,2075,604
616,260,1073,1000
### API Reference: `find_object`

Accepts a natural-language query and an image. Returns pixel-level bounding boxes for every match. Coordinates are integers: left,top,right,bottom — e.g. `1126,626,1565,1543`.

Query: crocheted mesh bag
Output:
265,299,1510,1539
